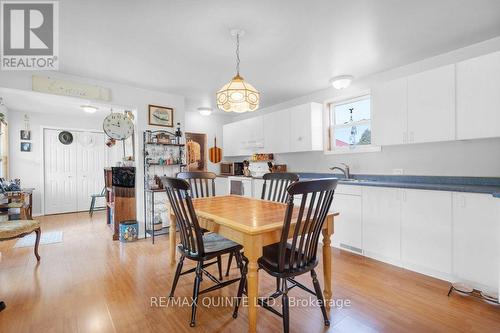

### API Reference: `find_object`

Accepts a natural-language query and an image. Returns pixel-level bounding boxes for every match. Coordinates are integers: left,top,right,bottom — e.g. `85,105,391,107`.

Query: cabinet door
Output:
371,77,408,146
215,177,228,196
289,104,312,152
242,179,253,198
239,116,264,155
401,189,452,276
222,122,239,156
457,51,500,140
453,193,499,290
362,187,401,264
264,110,290,153
407,65,456,143
331,194,362,253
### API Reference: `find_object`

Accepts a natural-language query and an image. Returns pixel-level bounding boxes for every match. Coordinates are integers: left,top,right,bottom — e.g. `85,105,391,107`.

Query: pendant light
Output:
216,29,259,113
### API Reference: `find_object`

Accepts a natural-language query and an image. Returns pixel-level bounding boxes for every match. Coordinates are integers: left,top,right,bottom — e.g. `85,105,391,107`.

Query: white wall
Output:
8,110,120,215
224,36,500,177
185,112,231,174
0,72,185,229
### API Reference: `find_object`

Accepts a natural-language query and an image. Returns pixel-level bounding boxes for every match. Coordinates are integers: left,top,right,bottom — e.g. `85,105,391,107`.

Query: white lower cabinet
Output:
452,192,499,291
215,177,229,196
332,193,362,253
333,185,497,290
401,189,453,278
362,187,401,264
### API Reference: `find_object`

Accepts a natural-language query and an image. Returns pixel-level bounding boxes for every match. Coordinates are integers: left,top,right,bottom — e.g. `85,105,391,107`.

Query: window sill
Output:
323,145,381,155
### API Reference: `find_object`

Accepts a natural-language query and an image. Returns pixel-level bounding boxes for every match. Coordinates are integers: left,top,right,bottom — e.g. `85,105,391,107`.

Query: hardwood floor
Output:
0,212,499,332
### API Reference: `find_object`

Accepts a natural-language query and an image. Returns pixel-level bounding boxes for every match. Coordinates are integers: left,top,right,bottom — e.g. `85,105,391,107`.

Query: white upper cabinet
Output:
457,51,500,140
263,109,290,153
401,189,452,278
407,65,456,144
452,193,499,290
239,116,264,155
222,121,240,156
289,103,323,152
372,77,408,146
223,103,322,156
222,116,264,156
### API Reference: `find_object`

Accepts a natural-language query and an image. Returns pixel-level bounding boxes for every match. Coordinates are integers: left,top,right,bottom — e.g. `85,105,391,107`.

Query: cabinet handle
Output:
402,190,406,202
461,195,466,208
297,136,303,141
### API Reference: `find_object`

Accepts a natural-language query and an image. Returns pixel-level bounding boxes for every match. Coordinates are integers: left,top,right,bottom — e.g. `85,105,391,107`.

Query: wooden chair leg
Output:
217,255,223,281
311,269,330,326
282,279,290,333
190,261,203,327
89,197,96,217
233,255,248,319
169,255,185,298
34,228,41,261
225,252,234,276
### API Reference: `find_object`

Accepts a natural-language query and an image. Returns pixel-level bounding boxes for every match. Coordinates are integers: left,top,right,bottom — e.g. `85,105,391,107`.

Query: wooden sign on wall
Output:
32,75,111,101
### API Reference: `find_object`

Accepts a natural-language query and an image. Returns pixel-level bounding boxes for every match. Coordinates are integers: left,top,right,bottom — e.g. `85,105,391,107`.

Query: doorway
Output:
44,129,106,215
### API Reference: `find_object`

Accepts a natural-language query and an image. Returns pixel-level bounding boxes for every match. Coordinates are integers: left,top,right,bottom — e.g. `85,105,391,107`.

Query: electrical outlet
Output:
393,168,404,175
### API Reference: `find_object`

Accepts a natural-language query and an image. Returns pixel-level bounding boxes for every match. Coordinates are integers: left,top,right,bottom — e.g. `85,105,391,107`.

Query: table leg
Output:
322,215,334,304
244,236,262,333
169,210,177,265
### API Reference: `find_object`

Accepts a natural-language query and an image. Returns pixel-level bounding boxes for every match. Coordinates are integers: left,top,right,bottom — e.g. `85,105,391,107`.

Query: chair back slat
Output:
177,172,217,198
261,173,299,203
162,177,205,257
277,179,337,272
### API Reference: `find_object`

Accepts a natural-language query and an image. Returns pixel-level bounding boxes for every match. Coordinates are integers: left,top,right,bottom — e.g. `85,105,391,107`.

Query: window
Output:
326,94,379,154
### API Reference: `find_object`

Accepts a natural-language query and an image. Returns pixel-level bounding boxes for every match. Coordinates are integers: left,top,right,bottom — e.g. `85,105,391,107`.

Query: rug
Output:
14,231,63,248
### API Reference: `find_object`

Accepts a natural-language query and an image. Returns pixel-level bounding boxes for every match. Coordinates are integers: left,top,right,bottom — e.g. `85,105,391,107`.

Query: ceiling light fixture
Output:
216,29,259,113
81,104,98,113
330,75,354,90
198,107,212,116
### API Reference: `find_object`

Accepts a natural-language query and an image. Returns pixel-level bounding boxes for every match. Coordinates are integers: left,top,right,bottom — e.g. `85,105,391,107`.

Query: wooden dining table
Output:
168,195,338,333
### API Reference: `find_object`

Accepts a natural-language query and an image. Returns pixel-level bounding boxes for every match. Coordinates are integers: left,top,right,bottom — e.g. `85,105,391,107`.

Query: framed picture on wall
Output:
148,105,173,127
20,130,31,140
21,142,31,152
185,132,207,171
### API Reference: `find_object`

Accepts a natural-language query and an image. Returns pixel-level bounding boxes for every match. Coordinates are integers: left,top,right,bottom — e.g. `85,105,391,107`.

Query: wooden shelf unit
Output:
104,168,136,241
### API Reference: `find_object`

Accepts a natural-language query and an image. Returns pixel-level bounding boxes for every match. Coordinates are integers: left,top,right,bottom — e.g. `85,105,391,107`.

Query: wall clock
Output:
103,112,134,140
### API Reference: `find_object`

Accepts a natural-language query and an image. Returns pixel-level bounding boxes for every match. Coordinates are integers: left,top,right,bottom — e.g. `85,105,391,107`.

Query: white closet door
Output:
76,132,106,211
44,129,78,214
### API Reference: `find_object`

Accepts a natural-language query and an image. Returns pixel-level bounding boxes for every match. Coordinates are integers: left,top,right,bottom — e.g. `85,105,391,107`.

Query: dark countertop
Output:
296,173,500,198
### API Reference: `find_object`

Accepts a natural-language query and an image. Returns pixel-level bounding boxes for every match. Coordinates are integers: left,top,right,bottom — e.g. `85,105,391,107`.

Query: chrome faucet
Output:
330,163,350,179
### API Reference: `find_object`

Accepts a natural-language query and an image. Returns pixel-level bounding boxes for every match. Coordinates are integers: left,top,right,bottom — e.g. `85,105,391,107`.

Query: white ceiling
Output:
20,1,500,111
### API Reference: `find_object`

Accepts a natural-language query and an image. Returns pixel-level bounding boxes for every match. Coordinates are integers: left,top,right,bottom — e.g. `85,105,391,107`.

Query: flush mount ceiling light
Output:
81,104,98,113
216,29,259,113
330,75,354,90
198,107,212,116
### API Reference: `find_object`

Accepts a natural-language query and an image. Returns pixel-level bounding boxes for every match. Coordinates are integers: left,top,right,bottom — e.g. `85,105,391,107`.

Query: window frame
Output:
323,91,381,155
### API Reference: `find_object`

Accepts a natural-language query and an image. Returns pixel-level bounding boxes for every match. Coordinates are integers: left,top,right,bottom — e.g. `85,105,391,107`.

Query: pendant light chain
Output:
236,33,240,76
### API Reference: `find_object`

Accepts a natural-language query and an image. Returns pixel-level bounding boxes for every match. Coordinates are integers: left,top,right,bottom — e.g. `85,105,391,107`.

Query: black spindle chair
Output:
177,171,237,280
233,178,338,333
225,172,299,276
261,172,300,203
163,177,245,327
